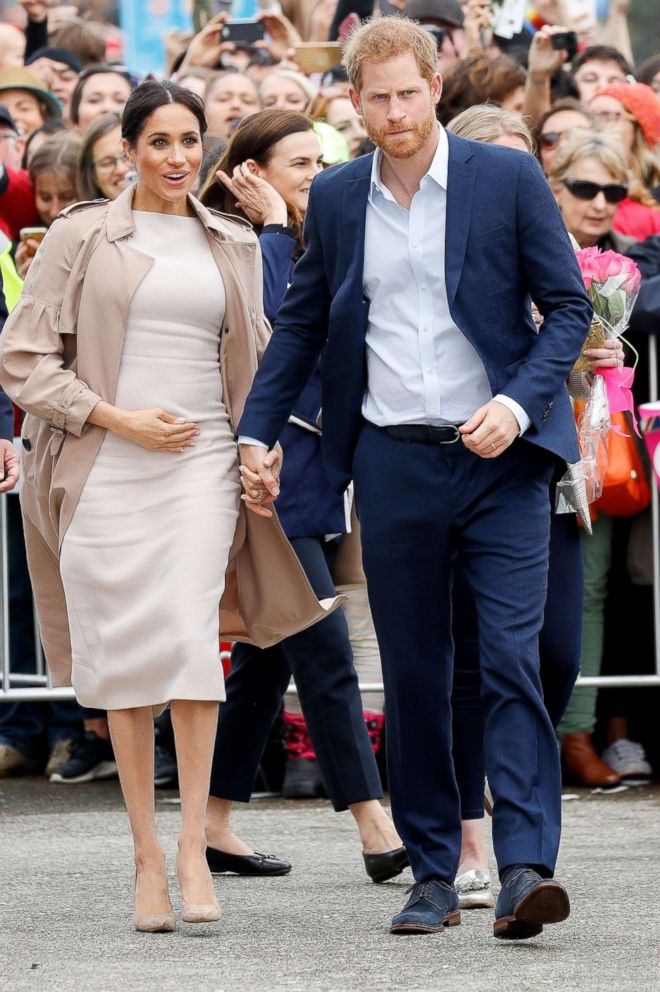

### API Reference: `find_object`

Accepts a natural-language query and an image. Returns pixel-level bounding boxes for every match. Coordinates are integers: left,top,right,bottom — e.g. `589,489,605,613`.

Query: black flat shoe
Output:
206,847,292,877
363,846,410,883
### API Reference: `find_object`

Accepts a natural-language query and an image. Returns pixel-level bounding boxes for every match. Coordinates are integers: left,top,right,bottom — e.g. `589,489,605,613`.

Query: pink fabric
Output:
594,366,640,436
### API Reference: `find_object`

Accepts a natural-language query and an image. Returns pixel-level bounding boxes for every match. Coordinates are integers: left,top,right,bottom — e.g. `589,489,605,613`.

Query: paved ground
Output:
0,780,658,992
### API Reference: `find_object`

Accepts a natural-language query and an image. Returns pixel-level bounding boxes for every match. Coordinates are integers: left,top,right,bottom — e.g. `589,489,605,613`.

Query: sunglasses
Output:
539,131,563,149
562,178,628,204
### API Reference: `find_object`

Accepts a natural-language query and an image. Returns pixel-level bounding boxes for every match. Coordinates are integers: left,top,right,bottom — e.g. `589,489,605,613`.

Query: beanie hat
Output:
592,82,660,148
25,47,83,74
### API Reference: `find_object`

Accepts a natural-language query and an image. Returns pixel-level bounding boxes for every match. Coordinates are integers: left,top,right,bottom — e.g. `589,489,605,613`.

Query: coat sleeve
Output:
0,215,103,437
501,154,594,430
259,225,296,325
238,185,331,446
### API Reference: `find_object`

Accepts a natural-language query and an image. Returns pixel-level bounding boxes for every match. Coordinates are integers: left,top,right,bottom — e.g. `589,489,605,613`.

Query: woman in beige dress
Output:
0,80,337,934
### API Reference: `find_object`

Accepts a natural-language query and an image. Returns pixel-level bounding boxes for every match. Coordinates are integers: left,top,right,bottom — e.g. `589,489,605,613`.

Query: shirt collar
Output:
370,123,448,201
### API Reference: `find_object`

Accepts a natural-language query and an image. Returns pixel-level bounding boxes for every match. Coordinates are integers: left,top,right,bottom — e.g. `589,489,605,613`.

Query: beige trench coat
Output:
0,187,342,687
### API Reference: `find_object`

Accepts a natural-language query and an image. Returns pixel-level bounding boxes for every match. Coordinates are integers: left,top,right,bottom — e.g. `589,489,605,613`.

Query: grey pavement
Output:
0,780,659,992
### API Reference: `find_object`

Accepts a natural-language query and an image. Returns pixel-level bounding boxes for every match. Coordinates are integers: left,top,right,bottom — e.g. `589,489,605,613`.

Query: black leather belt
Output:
384,424,462,444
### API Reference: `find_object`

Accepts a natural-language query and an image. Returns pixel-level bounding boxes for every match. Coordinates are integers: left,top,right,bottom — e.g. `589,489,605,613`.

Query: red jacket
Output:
612,198,660,242
0,165,40,240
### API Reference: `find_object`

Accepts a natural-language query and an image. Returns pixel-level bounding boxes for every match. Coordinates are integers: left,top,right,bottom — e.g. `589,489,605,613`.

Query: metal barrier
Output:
2,337,660,702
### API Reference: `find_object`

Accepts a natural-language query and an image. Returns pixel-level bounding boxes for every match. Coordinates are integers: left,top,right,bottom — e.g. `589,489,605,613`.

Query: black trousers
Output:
209,536,383,811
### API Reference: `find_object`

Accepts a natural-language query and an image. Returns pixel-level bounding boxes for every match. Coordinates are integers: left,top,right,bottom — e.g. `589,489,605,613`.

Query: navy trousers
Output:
209,536,383,811
352,423,561,884
452,510,583,819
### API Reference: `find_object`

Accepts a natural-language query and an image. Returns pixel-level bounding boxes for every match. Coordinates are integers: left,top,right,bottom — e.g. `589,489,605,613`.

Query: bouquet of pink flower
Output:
572,247,641,372
557,247,642,513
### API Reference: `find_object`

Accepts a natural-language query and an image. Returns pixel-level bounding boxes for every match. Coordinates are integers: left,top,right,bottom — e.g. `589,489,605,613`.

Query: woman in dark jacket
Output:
198,110,406,882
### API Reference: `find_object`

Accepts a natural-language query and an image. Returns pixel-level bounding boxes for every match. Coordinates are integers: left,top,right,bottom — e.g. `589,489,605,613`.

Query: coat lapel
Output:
445,132,476,308
340,155,372,301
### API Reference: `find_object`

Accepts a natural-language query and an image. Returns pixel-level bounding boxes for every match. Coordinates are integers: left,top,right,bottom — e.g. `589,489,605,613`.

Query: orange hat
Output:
591,82,660,149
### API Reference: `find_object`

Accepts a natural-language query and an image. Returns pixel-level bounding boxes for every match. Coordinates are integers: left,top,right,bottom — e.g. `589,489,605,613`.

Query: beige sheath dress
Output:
59,210,241,710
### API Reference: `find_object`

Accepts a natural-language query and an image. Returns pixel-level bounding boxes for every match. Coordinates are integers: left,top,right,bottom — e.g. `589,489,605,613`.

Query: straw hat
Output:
0,67,63,120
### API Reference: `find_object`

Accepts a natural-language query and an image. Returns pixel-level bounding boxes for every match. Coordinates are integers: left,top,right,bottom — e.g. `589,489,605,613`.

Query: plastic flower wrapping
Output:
556,247,642,515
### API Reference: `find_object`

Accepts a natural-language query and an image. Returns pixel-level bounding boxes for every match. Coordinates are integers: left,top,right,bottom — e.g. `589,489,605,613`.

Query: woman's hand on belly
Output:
89,402,199,452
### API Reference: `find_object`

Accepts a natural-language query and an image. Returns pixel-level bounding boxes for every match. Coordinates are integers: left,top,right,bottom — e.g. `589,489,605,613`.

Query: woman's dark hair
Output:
121,79,207,146
29,133,82,183
550,68,580,103
637,54,660,89
534,99,593,144
77,111,122,199
437,54,527,126
199,108,313,245
21,118,68,168
70,65,134,126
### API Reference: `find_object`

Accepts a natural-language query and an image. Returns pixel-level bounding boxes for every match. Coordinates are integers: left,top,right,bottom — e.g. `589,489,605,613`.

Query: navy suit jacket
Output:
239,132,593,494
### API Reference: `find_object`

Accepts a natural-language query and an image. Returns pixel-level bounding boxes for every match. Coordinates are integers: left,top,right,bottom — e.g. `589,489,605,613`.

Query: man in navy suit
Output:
238,17,592,939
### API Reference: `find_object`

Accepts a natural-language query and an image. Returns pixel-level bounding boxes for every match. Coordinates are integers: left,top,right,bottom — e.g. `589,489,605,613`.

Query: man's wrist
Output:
492,395,531,436
528,71,551,86
238,435,268,449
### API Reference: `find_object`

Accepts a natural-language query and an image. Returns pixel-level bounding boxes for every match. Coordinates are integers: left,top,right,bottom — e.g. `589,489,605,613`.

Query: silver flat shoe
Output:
455,868,496,909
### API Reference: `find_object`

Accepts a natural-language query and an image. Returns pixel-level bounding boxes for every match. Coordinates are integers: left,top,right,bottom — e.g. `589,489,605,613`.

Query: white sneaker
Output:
455,868,495,909
601,739,652,785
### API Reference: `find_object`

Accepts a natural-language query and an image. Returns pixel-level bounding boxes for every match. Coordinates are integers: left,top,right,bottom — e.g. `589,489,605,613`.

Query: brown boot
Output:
561,732,621,788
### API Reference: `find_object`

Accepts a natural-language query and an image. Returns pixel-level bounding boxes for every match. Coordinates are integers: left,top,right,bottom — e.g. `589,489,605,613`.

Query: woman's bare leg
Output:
205,796,254,855
170,699,219,906
107,707,171,917
457,817,489,875
349,799,402,853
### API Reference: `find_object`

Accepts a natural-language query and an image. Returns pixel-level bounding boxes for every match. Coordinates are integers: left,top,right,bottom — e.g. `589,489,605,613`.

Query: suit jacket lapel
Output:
445,133,476,308
340,154,372,299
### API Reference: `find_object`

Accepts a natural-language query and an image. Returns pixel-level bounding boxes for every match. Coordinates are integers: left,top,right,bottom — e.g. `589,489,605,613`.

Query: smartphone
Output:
292,43,342,75
551,31,579,61
19,226,47,243
220,19,265,46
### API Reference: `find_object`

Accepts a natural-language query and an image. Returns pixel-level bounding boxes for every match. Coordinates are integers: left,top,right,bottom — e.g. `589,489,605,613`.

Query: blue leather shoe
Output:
494,867,570,940
390,879,461,935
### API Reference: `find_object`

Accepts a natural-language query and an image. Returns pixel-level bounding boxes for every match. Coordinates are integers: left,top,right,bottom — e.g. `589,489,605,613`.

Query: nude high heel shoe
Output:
133,870,176,933
176,855,221,924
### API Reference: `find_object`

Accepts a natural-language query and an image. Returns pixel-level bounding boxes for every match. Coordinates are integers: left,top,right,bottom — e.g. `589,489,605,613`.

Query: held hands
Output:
117,409,199,452
215,164,288,226
238,443,282,518
459,399,520,458
0,440,20,494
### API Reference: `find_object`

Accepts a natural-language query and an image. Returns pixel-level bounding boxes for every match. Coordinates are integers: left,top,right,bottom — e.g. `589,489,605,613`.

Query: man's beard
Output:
364,106,436,159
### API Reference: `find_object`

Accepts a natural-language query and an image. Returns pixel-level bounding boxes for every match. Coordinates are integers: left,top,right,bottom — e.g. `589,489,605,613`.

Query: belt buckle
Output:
439,426,461,444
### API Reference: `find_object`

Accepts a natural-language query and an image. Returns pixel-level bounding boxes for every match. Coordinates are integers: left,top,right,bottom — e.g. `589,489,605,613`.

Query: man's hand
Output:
19,0,49,23
178,12,234,73
256,12,301,61
0,439,20,494
527,25,569,81
238,443,282,518
459,400,520,458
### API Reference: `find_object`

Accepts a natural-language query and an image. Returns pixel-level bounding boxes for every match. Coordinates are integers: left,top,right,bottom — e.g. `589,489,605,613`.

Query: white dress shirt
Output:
361,125,529,432
239,126,529,448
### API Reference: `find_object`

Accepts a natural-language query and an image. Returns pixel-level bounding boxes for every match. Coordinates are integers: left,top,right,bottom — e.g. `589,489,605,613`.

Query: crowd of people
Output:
0,0,658,934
